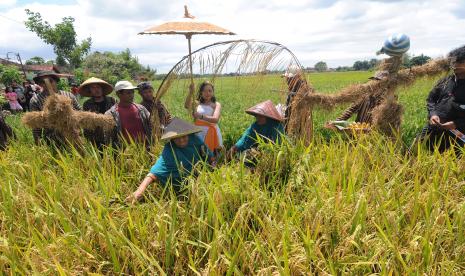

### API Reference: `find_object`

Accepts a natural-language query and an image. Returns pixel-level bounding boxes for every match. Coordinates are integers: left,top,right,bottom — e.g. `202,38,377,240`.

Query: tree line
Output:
312,54,432,72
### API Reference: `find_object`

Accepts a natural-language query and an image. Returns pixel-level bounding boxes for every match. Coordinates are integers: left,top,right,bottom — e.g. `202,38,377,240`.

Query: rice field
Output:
2,70,465,274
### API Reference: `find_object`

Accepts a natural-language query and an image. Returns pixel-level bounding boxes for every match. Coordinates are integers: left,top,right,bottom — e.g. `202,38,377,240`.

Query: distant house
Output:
1,59,73,81
0,58,20,67
23,64,62,74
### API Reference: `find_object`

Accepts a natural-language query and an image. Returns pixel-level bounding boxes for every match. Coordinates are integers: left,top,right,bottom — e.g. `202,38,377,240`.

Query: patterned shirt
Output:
140,98,173,127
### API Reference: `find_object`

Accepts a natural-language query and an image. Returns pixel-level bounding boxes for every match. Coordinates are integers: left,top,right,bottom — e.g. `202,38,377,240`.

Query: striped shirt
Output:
29,91,81,144
336,93,384,123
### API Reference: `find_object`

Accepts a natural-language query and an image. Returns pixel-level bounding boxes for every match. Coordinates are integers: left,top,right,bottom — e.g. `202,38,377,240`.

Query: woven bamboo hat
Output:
245,100,284,122
78,77,113,97
161,117,202,141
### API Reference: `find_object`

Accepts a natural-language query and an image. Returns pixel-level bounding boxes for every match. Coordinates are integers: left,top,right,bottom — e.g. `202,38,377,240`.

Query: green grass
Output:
2,71,464,274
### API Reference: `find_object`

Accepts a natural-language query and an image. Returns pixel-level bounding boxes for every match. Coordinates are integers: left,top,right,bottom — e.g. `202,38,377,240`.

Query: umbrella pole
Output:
186,34,195,116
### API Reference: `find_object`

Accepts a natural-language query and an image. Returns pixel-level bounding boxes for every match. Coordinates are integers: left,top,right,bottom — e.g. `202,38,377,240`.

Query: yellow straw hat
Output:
78,77,113,97
161,117,202,141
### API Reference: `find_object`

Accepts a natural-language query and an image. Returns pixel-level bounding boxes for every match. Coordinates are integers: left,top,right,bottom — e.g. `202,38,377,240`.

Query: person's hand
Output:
228,146,237,160
125,191,142,205
324,122,337,130
430,115,441,125
440,121,456,130
193,112,201,119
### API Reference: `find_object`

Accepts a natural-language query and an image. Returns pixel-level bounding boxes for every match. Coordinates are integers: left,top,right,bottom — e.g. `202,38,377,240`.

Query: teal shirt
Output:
150,134,212,188
234,119,285,152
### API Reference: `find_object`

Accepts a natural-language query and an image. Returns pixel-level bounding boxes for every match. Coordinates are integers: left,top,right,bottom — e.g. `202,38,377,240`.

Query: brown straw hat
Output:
161,117,202,141
245,100,284,122
78,77,113,97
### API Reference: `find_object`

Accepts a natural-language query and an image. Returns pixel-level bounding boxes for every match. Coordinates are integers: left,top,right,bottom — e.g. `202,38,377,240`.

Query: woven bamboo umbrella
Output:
138,6,235,112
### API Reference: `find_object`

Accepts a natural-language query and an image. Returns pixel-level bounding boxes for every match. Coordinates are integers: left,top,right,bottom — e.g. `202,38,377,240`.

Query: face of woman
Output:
255,115,267,125
89,84,103,98
201,84,214,102
173,135,189,148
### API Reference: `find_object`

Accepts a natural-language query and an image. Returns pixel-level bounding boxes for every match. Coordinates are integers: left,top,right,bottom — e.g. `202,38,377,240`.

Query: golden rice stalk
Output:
75,112,115,131
22,94,116,147
371,94,404,136
21,112,50,129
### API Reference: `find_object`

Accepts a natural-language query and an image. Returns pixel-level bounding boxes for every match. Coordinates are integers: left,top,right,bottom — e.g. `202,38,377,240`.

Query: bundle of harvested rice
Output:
22,94,116,147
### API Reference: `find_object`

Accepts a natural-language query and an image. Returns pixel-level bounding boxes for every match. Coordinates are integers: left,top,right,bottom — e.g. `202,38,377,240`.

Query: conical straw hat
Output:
78,77,113,97
245,100,284,122
161,117,202,141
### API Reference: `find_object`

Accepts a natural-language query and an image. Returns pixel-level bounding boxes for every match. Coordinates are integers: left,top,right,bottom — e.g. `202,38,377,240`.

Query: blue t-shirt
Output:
235,119,285,152
150,134,212,187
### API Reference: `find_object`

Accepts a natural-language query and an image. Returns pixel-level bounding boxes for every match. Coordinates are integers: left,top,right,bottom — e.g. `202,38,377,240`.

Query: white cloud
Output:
0,0,16,8
0,0,464,72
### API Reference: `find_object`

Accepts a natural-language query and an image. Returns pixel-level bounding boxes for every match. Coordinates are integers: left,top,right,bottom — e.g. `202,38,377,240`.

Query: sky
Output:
0,0,464,73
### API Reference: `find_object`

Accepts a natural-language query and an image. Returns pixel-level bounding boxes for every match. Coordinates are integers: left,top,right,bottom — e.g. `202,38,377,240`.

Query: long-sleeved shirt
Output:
140,98,172,127
335,93,384,123
82,96,117,148
29,91,81,145
235,119,285,152
105,103,152,148
427,75,465,131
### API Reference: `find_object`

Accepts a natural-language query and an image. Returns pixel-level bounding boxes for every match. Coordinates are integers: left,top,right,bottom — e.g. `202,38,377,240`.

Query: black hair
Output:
197,81,216,103
448,45,465,64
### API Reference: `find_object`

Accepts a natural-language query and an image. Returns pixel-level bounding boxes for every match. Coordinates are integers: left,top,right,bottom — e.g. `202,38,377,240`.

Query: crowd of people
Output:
1,44,465,203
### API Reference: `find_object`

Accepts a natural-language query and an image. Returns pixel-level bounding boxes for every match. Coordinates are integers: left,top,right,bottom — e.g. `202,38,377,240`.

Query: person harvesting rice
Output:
415,45,465,152
126,118,215,203
185,81,223,153
230,100,285,155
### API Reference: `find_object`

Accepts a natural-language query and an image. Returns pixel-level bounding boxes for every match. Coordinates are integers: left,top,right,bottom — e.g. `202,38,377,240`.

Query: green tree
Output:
24,9,92,68
80,49,156,85
0,65,23,86
314,61,328,72
25,56,45,65
409,54,431,67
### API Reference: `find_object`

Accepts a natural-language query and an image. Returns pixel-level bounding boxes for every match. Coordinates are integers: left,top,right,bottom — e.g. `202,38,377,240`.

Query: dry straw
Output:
288,57,449,137
22,94,115,148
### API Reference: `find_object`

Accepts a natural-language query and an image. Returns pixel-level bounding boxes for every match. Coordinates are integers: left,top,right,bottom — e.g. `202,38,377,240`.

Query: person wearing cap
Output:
414,45,465,152
29,71,81,145
137,81,172,127
105,80,152,148
230,100,285,155
126,118,214,203
79,77,117,149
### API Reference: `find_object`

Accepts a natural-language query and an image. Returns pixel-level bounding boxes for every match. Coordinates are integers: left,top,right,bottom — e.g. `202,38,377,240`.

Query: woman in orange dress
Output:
186,81,223,153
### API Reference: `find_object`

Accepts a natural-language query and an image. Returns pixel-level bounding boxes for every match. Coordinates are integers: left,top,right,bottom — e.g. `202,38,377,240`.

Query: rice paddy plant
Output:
2,71,463,274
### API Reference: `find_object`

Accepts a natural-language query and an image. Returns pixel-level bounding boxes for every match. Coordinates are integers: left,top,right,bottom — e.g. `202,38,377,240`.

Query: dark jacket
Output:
427,75,465,131
0,113,15,150
82,96,117,147
105,103,152,148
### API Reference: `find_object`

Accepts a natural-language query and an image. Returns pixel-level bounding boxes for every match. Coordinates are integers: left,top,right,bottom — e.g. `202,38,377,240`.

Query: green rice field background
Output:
2,71,465,274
